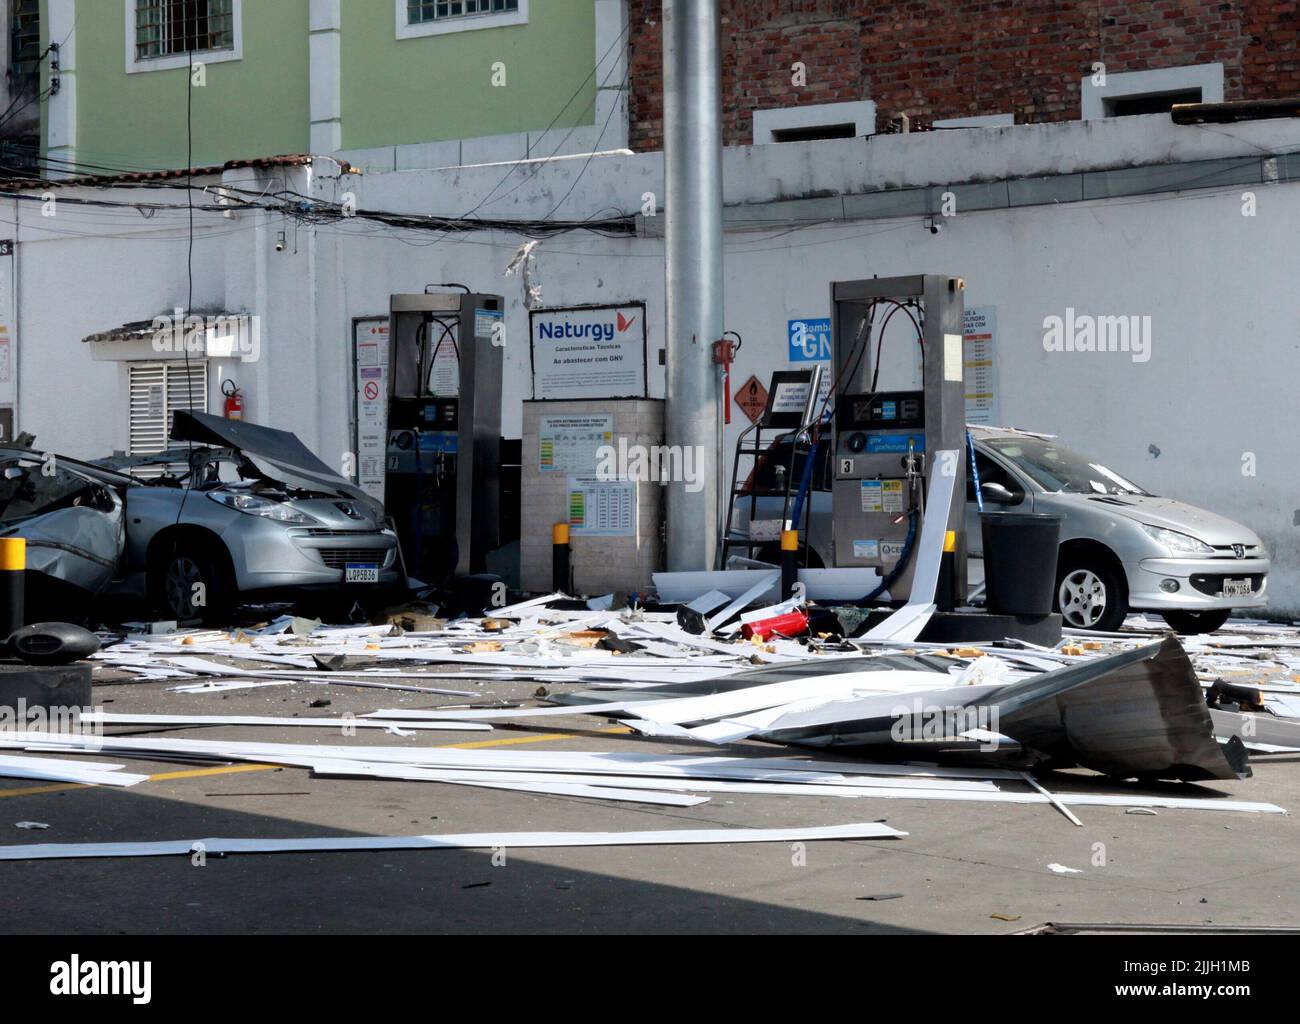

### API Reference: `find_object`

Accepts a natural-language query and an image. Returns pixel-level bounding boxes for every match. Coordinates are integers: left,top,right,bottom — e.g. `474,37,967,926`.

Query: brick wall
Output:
628,1,1300,152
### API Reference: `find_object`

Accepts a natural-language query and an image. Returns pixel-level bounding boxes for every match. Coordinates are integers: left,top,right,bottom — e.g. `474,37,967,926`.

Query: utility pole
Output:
663,0,723,571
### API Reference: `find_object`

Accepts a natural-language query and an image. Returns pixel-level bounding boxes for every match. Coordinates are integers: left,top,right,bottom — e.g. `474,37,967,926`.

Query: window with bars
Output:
407,0,518,25
135,0,234,61
128,361,209,456
9,0,41,81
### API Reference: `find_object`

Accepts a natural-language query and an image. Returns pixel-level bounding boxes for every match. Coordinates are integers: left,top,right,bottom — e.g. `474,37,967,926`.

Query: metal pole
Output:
663,0,723,572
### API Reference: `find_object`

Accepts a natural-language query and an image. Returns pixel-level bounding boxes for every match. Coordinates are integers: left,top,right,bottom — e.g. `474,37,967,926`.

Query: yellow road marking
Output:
0,782,82,799
442,724,631,750
0,724,637,797
0,763,279,800
443,732,583,750
148,764,279,783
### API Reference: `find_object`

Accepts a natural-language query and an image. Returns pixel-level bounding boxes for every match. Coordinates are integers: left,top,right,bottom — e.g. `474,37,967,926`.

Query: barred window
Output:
135,0,234,61
10,0,41,81
407,0,518,25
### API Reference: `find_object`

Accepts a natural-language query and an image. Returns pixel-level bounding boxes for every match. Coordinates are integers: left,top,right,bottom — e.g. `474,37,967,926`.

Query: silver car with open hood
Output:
2,412,402,623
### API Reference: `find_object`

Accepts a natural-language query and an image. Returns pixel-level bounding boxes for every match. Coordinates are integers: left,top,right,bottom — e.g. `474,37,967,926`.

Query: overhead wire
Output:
175,41,198,528
431,18,634,236
536,71,631,222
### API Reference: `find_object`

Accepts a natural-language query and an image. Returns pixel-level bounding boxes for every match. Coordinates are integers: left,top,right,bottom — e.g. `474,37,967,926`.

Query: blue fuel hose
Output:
789,438,819,531
862,506,919,605
968,430,984,514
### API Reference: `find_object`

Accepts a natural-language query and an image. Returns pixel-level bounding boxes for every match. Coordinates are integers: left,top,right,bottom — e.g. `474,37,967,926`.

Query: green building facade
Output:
35,0,624,174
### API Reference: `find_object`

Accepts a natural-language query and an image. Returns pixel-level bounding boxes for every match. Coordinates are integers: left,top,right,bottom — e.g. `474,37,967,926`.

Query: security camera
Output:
274,231,287,253
926,218,942,235
274,240,286,253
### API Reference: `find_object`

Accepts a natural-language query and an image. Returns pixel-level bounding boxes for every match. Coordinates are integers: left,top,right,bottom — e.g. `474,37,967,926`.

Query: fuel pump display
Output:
384,291,504,584
830,275,967,603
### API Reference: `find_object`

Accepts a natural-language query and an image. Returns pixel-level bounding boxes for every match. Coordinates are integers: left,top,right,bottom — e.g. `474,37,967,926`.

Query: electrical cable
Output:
870,300,925,393
426,319,460,384
437,19,633,232
536,72,630,222
175,42,197,531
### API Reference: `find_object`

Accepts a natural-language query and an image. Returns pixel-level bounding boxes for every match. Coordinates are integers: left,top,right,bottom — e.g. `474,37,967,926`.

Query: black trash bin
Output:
980,512,1063,616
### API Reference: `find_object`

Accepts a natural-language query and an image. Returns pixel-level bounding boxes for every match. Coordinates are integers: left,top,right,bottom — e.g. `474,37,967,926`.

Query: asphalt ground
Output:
2,668,1298,935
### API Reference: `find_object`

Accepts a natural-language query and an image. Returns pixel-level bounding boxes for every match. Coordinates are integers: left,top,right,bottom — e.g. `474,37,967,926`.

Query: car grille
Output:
1190,573,1265,597
302,529,385,539
1209,544,1265,559
317,549,392,570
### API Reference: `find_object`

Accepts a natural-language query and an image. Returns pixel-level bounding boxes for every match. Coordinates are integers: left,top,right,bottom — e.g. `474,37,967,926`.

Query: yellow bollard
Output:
0,537,26,638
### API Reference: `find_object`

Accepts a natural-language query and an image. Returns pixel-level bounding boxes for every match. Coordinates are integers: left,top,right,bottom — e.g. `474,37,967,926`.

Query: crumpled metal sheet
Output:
759,636,1248,782
975,635,1248,781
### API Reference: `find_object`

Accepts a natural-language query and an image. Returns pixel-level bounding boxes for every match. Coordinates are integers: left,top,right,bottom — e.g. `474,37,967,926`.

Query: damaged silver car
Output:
3,412,402,623
0,448,128,618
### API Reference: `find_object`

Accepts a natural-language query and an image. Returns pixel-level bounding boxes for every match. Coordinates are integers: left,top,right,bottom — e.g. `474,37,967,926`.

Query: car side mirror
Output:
980,482,1016,505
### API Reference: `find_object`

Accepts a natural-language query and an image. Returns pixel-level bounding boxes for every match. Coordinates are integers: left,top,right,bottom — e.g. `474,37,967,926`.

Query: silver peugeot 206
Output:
729,425,1269,633
964,426,1269,633
0,412,402,624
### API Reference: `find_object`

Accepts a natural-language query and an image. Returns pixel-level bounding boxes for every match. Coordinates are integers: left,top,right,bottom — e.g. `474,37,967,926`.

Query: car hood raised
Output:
1054,493,1261,547
171,411,379,512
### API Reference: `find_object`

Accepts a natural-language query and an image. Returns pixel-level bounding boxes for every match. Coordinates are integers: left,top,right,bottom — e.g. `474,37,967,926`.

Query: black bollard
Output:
552,523,571,595
781,529,799,601
0,538,24,641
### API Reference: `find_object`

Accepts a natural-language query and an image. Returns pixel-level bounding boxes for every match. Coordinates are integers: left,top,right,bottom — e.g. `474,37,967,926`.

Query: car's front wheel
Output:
1160,608,1231,635
1055,557,1128,632
157,546,233,624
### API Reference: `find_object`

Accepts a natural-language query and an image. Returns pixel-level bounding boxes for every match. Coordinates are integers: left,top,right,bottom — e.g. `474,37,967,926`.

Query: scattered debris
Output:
0,822,908,862
6,596,1297,869
1048,863,1083,875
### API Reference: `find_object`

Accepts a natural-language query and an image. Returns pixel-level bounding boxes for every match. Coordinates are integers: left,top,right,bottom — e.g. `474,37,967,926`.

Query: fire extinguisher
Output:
222,379,244,420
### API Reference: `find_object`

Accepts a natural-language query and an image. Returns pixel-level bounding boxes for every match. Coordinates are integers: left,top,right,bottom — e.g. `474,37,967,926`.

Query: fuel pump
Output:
384,289,504,584
830,275,967,603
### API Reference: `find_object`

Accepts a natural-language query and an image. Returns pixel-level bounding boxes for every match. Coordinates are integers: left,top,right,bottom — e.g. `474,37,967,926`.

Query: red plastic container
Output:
740,610,810,642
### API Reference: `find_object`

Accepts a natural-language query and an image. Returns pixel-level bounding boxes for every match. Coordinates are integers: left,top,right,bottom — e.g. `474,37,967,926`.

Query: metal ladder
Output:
717,367,825,570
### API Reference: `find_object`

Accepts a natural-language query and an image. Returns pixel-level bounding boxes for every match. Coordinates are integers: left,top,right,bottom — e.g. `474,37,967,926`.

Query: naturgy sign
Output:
531,304,648,400
537,311,638,344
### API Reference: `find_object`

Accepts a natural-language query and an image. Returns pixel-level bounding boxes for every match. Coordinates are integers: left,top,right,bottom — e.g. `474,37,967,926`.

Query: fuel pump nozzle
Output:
904,438,926,508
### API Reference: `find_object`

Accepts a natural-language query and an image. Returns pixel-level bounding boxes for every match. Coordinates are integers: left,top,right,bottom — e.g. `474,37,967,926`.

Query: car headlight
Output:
208,492,319,525
1141,524,1214,556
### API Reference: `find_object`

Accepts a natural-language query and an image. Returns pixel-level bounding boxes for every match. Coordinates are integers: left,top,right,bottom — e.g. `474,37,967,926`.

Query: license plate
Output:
1222,578,1252,597
345,564,380,584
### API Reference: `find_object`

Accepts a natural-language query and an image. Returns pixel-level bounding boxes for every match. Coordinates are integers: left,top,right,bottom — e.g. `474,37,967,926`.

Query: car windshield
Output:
983,436,1149,496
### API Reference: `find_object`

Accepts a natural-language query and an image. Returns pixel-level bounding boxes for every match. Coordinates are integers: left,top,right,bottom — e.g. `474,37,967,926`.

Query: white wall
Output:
14,117,1300,613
